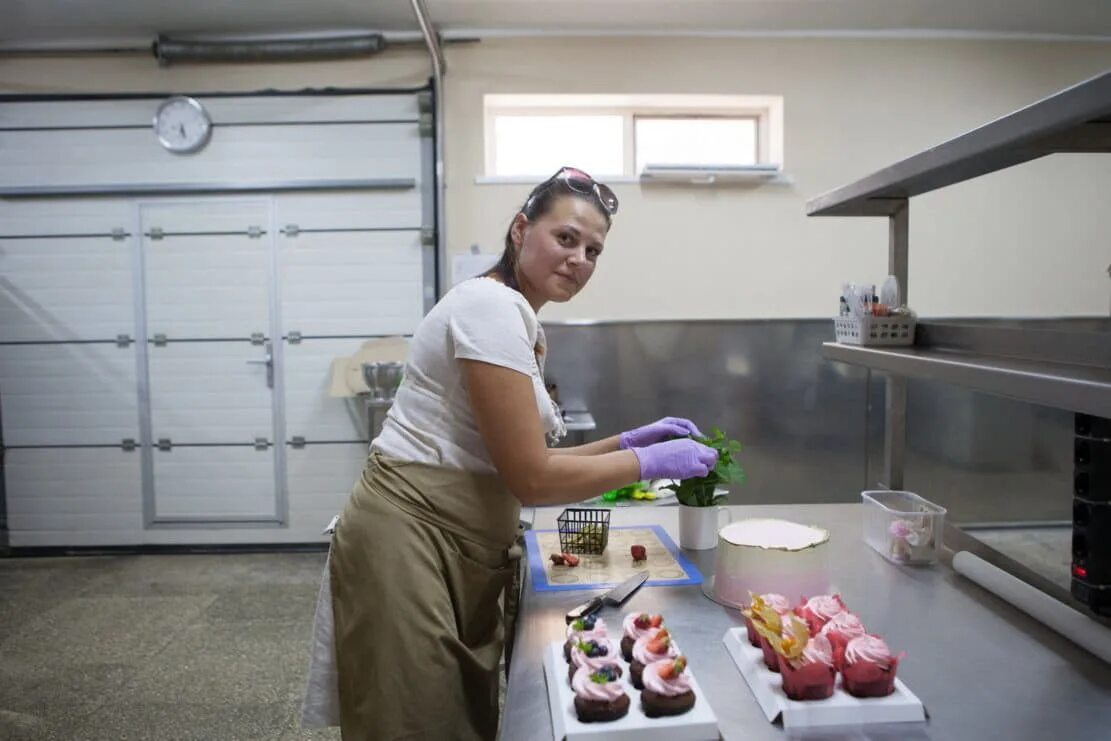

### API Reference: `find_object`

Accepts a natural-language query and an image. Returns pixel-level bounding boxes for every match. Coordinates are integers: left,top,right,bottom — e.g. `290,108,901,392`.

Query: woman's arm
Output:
549,436,622,456
461,359,639,506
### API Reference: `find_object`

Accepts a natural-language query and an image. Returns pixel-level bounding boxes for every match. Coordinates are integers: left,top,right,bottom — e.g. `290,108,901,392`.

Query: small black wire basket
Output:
557,508,611,554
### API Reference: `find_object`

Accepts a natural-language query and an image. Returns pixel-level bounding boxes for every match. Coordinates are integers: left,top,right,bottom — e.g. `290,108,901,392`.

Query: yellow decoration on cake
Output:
742,594,783,636
768,615,810,661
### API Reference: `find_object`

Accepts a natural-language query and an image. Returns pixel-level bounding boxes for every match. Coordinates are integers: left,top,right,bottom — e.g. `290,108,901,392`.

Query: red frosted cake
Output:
744,593,790,647
818,611,867,671
795,593,848,636
742,594,789,672
842,634,903,698
774,617,837,701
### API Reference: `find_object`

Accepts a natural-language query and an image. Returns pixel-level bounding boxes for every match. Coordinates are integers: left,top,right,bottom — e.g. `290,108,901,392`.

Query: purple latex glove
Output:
631,439,719,481
619,417,704,450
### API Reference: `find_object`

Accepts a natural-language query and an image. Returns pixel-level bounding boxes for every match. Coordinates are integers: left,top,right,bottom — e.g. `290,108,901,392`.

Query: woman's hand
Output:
619,417,703,450
630,438,718,480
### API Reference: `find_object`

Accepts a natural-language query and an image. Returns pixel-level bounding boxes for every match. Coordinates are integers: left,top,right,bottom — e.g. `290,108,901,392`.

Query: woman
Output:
302,167,718,740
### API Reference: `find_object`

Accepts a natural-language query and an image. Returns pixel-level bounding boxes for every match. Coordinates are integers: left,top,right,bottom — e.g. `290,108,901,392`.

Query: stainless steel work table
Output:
503,504,1111,740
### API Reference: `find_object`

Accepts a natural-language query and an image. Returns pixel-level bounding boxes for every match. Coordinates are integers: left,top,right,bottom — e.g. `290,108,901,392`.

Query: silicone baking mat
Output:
525,525,702,592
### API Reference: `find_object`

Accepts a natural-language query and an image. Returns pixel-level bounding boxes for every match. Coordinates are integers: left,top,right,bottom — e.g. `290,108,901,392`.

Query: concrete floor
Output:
0,551,339,741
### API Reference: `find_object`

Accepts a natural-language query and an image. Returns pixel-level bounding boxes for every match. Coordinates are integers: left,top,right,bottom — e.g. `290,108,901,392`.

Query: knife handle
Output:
565,596,603,625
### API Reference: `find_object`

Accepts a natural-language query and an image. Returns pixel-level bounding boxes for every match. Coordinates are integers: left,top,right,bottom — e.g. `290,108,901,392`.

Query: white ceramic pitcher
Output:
678,504,733,550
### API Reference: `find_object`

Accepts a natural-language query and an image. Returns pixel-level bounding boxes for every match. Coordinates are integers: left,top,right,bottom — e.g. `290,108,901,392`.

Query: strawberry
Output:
562,553,580,567
631,544,647,562
647,629,671,654
633,613,651,630
649,614,663,629
659,656,687,679
549,553,565,565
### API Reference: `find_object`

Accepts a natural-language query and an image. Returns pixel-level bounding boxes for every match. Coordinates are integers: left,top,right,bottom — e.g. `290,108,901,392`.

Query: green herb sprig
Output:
665,427,744,507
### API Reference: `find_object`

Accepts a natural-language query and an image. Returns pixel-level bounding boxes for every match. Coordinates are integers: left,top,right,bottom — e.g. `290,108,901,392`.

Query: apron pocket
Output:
443,532,513,650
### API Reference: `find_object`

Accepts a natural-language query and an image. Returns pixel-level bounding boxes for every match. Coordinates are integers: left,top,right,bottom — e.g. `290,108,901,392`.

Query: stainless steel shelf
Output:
807,70,1111,217
823,341,1111,418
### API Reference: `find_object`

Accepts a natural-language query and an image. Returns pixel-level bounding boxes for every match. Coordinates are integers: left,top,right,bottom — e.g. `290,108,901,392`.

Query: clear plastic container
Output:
861,490,946,565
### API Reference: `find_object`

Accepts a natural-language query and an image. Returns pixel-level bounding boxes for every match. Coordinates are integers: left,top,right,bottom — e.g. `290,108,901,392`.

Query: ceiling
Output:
4,0,1111,48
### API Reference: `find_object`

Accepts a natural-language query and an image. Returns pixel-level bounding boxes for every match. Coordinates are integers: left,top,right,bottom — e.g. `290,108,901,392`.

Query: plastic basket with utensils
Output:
557,508,611,554
833,315,915,346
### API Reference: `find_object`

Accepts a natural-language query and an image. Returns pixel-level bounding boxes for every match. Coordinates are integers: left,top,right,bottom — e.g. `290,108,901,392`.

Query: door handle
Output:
246,342,274,388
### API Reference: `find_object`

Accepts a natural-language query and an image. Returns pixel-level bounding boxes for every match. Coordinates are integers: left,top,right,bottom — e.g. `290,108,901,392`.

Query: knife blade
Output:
565,571,649,624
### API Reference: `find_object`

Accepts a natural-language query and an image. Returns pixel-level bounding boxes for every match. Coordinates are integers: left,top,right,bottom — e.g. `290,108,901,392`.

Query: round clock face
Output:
153,96,212,154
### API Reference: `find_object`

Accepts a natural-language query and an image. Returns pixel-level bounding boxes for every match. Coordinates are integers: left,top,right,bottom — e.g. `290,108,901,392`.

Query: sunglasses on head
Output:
528,166,619,215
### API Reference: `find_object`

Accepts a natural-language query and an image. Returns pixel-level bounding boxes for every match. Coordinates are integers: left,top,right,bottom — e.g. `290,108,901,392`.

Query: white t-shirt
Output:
371,277,566,473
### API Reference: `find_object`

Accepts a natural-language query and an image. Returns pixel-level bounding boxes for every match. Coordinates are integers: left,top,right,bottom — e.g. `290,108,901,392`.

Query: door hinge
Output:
291,436,306,449
419,112,434,137
152,334,168,347
287,331,302,345
148,227,164,240
116,334,133,348
250,332,266,345
157,438,172,451
111,228,127,241
247,225,264,239
283,224,300,237
121,438,137,451
254,437,270,450
417,91,433,113
420,227,435,246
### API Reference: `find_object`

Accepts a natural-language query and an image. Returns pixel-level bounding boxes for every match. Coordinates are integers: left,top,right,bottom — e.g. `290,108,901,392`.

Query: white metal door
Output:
138,200,283,524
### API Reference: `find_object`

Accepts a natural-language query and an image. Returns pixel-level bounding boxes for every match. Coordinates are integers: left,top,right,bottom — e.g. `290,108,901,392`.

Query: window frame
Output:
482,94,784,182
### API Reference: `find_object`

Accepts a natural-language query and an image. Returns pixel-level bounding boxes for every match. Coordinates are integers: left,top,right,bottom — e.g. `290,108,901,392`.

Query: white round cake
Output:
710,518,831,609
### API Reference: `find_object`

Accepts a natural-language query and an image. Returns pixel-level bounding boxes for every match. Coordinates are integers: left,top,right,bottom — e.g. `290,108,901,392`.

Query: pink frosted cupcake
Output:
568,637,623,685
777,631,836,701
818,612,866,671
842,634,903,698
744,593,790,647
742,594,789,672
564,615,608,662
795,594,848,636
572,665,630,723
640,656,696,717
630,629,679,689
620,612,663,661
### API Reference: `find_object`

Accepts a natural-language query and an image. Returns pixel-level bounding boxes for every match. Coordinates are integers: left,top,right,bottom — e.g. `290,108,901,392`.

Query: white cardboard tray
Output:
722,627,926,729
543,640,719,741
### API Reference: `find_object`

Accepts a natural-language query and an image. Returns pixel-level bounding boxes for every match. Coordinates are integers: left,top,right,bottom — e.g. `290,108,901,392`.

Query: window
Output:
483,94,783,180
634,117,758,173
492,114,624,177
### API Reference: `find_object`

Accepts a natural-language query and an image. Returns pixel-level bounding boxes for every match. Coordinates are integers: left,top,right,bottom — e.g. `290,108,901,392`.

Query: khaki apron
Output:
329,450,523,741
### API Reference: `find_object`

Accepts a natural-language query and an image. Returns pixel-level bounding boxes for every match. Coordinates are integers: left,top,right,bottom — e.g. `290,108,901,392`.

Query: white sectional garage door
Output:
0,89,433,547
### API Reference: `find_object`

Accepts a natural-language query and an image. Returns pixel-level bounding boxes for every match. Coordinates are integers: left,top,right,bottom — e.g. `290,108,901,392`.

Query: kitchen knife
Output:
565,571,649,624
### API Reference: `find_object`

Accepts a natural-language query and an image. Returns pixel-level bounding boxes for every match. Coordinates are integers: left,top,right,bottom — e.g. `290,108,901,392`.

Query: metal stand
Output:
883,200,909,490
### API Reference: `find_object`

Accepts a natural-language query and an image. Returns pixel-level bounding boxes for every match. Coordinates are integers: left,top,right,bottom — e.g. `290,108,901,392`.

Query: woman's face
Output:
511,195,608,307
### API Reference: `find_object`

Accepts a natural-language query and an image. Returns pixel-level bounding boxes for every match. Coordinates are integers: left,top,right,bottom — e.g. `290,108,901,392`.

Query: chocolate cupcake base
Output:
574,693,631,723
620,635,635,662
641,688,695,717
629,660,645,689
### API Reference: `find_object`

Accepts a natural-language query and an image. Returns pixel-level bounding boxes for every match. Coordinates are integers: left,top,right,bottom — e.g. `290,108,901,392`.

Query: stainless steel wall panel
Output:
542,320,869,505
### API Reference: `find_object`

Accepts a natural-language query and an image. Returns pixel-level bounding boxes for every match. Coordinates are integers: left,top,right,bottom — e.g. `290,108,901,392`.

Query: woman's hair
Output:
485,178,613,291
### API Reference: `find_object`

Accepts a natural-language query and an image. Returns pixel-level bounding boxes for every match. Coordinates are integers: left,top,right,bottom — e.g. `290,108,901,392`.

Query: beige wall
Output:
3,38,1109,320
